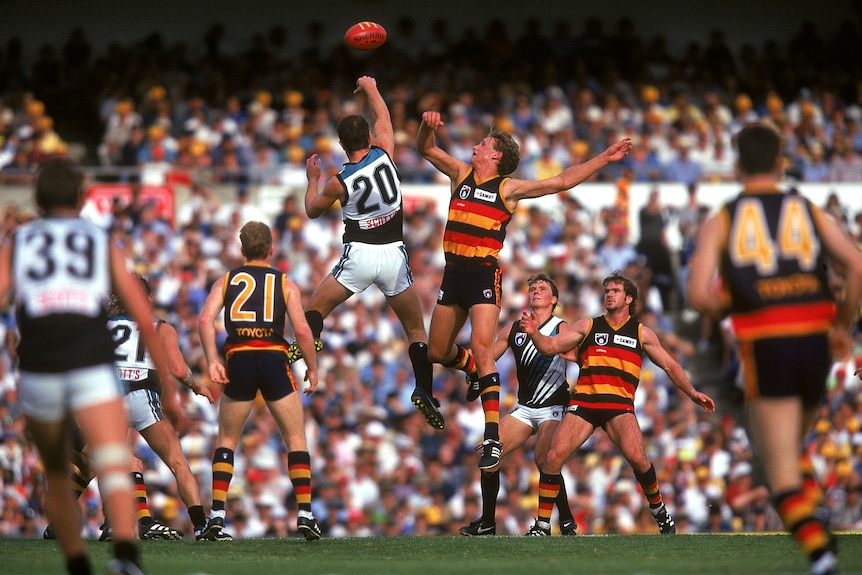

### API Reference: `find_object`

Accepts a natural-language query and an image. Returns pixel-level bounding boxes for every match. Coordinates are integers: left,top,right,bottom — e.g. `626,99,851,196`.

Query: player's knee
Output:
90,442,132,495
426,346,447,364
534,454,547,470
164,455,192,477
542,451,564,473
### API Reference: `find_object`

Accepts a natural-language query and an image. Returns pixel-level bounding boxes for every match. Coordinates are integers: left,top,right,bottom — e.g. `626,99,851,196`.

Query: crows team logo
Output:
459,184,472,199
595,332,609,346
514,332,527,347
483,289,493,299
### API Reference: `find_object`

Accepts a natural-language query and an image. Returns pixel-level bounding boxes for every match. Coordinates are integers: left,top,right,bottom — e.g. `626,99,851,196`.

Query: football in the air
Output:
344,21,387,51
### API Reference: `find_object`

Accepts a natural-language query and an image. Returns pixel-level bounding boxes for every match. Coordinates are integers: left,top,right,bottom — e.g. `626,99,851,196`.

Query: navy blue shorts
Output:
437,263,502,309
567,404,630,428
224,351,297,402
737,334,830,407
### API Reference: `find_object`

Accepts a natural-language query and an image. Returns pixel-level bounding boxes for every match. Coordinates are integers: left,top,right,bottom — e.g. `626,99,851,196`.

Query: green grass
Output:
4,533,861,575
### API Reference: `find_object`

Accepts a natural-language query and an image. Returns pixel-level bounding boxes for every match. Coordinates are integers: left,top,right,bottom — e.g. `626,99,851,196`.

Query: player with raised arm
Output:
302,76,440,429
417,109,632,468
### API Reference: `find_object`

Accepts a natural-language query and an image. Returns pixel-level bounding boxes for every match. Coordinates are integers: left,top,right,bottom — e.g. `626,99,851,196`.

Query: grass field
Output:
3,533,861,575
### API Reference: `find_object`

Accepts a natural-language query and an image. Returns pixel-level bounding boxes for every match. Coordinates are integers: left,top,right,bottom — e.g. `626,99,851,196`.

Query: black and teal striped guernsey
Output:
507,315,570,408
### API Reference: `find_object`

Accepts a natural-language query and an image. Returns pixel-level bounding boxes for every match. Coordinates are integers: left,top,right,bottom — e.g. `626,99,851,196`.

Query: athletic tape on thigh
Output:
90,443,132,495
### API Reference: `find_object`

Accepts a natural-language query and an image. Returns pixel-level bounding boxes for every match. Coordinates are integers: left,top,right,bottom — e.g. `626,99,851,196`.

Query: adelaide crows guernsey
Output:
573,315,643,412
337,146,404,245
222,264,290,359
12,216,115,372
507,315,570,408
719,192,835,342
443,168,514,266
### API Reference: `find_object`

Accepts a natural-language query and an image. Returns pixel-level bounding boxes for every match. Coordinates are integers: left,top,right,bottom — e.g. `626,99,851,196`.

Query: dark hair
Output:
604,272,638,315
527,273,559,300
736,122,782,176
337,114,371,153
489,130,520,176
138,274,152,296
35,157,84,211
239,221,273,260
109,274,151,315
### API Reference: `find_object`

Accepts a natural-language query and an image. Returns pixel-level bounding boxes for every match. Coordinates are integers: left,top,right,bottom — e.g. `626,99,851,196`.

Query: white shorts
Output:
332,241,413,296
18,364,124,423
125,388,165,432
507,403,566,433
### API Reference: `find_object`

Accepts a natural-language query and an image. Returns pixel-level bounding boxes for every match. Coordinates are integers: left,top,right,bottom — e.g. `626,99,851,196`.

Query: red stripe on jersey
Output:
731,301,836,341
456,200,511,224
443,229,504,251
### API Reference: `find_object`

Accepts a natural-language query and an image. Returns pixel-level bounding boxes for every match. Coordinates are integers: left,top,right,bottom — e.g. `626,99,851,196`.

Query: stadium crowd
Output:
0,14,861,539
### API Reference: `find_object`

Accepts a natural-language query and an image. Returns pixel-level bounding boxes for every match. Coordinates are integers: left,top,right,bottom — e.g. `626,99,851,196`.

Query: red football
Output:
344,21,387,51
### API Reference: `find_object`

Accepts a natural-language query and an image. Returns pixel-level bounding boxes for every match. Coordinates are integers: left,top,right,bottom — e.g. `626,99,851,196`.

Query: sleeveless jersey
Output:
12,216,115,372
719,192,835,341
222,264,290,359
337,146,404,245
507,315,570,408
443,168,514,266
572,315,643,412
107,315,162,393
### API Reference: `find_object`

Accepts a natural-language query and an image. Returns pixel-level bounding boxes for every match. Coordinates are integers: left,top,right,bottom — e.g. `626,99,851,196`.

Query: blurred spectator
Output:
97,98,141,166
636,188,675,312
662,134,703,185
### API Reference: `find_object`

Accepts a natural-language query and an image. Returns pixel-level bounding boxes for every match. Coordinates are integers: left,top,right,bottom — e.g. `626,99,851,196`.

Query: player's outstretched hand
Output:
421,111,445,130
691,390,716,413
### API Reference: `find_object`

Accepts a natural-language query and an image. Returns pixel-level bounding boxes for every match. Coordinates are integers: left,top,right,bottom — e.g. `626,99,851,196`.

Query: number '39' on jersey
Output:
12,216,115,372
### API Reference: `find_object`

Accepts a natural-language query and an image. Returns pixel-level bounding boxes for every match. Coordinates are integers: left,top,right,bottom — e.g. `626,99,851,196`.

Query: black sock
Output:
66,554,91,575
480,469,500,525
556,477,574,523
305,310,324,340
113,541,139,566
189,505,207,531
408,342,434,395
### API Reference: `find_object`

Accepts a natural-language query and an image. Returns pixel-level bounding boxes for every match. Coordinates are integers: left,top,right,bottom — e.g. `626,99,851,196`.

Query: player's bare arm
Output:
641,325,715,413
813,204,862,332
686,212,730,319
521,312,590,356
0,239,11,309
492,324,513,362
355,76,394,156
198,276,229,385
159,321,214,404
417,111,470,183
305,155,344,219
503,137,632,207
